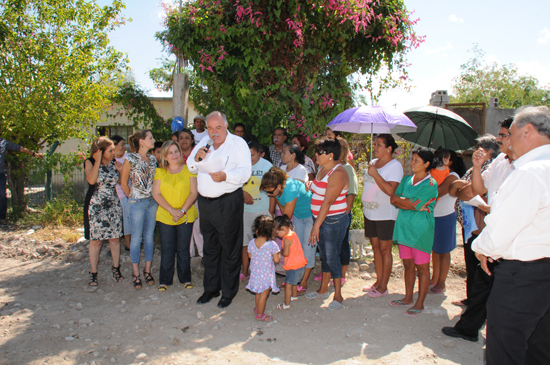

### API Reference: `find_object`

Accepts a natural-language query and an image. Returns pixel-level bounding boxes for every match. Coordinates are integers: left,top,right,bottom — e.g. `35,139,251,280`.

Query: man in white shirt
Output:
190,115,209,143
187,111,252,308
472,106,550,364
443,117,514,342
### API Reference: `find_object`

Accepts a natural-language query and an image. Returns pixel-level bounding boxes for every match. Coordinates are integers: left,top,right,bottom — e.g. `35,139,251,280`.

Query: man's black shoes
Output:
197,291,220,304
217,297,233,308
441,326,479,342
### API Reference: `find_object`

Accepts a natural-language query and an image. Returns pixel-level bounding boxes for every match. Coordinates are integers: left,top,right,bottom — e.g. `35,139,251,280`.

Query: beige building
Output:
56,97,199,154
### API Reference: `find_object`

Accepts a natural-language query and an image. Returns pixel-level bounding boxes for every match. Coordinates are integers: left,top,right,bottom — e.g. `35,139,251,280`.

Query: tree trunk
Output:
7,160,28,217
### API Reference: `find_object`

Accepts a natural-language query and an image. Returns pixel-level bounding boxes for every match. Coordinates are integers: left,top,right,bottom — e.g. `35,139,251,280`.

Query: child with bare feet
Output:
246,215,281,322
274,215,307,310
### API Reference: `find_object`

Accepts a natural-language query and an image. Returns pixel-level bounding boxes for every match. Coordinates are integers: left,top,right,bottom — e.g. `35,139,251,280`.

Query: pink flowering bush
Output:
157,0,422,142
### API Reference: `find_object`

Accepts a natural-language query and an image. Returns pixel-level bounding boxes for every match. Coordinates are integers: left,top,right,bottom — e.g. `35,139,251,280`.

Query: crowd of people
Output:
83,106,550,365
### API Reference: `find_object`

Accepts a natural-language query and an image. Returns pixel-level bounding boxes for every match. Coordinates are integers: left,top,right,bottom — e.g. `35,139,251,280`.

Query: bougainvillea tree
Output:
157,0,422,141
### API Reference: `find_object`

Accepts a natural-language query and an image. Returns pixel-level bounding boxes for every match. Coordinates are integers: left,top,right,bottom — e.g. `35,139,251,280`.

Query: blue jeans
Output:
317,213,350,279
129,197,158,264
158,222,193,285
293,216,315,268
285,266,306,286
339,211,353,266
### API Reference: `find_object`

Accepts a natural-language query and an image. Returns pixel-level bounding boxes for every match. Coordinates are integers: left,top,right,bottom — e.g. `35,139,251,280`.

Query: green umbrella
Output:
397,106,479,152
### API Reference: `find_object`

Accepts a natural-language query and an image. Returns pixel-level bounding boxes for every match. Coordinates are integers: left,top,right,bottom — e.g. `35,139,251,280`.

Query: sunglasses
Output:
316,149,329,155
264,188,276,195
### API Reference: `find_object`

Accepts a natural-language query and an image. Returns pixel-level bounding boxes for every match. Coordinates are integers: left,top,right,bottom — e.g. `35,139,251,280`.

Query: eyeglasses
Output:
498,133,510,138
316,149,329,155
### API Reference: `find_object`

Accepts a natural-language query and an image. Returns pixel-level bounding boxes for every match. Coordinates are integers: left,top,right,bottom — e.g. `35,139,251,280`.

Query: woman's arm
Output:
120,160,131,197
181,176,198,214
268,196,276,216
449,179,468,197
390,194,417,210
85,151,102,185
345,194,356,214
152,179,184,221
281,197,297,218
437,174,458,197
368,165,400,196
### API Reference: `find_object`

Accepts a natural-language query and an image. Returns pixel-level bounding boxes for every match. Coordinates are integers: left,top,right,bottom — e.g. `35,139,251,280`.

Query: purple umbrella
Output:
327,106,417,158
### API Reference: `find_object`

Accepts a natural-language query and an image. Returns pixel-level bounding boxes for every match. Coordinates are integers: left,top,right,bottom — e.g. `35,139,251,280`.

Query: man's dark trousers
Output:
454,260,497,337
198,188,244,299
485,259,550,365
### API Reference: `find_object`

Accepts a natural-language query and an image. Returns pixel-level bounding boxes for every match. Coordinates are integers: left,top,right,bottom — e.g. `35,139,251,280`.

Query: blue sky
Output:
100,0,550,112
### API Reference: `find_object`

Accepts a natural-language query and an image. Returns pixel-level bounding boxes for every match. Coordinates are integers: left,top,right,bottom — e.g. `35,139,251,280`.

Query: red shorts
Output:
398,244,431,265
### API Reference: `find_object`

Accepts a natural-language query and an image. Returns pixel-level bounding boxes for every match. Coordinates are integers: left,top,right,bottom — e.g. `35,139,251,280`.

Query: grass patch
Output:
16,196,83,228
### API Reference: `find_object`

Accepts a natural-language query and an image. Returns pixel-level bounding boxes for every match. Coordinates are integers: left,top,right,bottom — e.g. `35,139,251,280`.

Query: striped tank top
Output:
311,164,348,218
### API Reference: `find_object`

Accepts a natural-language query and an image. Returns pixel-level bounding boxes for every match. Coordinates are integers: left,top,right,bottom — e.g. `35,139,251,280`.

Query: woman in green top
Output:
389,148,438,316
152,141,199,291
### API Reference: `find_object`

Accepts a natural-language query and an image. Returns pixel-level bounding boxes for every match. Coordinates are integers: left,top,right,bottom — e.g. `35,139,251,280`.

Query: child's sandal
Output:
133,275,142,290
144,271,154,286
276,303,290,310
88,272,98,287
111,266,123,282
255,313,273,322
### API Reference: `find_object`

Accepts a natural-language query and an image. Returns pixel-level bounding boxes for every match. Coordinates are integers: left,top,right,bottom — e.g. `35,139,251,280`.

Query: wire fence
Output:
7,169,88,208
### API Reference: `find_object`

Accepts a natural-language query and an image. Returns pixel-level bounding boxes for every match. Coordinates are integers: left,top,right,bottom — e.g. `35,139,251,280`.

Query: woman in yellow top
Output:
152,141,198,291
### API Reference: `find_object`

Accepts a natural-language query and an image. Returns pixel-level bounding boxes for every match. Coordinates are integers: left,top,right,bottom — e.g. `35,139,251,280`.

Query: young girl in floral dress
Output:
246,215,281,322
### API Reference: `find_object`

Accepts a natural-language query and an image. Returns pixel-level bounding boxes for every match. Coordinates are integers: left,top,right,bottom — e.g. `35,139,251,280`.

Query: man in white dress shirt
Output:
187,111,252,308
472,106,550,364
443,118,515,342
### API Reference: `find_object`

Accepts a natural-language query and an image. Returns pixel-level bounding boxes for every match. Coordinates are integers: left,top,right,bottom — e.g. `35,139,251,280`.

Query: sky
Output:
100,0,550,112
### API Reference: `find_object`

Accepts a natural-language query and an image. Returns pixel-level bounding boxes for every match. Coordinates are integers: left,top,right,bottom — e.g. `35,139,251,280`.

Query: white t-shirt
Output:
191,129,209,144
362,158,404,220
281,164,308,183
243,158,273,213
434,172,459,217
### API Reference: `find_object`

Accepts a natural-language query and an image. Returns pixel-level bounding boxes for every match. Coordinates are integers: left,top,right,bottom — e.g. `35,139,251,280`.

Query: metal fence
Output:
8,168,88,208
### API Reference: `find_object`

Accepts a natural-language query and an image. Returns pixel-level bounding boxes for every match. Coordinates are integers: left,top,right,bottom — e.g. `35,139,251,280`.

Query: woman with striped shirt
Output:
305,138,349,310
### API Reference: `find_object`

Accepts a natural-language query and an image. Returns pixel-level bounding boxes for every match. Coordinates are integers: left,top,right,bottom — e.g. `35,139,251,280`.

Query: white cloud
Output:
538,27,550,44
425,42,453,55
516,61,550,86
449,14,464,23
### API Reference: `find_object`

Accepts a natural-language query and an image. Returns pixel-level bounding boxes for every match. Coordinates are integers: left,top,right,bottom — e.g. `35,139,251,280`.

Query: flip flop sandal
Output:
404,309,423,317
389,299,408,306
253,307,257,314
429,287,446,294
158,285,167,292
255,313,273,322
183,283,194,289
296,286,307,296
276,303,290,310
362,285,375,292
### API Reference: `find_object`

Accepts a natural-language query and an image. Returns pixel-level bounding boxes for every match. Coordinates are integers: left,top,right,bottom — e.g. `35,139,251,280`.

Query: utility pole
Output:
172,0,190,127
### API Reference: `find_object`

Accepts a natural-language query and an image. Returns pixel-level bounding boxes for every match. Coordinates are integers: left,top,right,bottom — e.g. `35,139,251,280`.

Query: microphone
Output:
198,139,214,161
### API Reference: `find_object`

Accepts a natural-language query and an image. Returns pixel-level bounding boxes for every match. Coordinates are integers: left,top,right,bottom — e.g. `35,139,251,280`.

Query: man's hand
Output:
209,171,227,182
475,252,494,276
478,204,491,214
194,147,209,162
243,191,254,204
472,148,489,168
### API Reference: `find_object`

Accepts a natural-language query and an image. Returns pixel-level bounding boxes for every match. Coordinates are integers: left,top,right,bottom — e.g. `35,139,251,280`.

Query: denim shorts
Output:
317,213,350,279
285,266,305,286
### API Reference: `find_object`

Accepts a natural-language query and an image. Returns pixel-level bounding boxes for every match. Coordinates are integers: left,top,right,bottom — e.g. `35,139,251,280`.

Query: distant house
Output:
56,97,199,154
